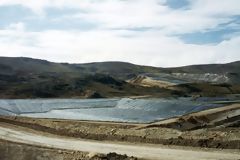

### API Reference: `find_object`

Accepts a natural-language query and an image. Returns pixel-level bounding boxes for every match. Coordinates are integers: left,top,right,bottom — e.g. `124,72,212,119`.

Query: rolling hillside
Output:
0,56,240,98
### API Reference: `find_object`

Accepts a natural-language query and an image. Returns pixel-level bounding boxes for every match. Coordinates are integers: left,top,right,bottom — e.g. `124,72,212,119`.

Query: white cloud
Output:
63,0,230,34
0,0,239,33
0,27,240,67
0,0,240,67
7,22,25,31
190,0,240,16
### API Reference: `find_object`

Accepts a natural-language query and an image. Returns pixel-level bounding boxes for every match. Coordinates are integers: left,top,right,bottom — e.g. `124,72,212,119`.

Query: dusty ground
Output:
0,139,138,160
0,125,239,160
0,104,239,149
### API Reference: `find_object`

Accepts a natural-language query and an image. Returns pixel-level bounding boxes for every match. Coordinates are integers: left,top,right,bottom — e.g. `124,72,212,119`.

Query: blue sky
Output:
0,0,240,67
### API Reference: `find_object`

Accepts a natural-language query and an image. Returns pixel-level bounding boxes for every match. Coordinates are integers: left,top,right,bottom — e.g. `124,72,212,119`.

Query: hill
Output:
167,61,240,74
0,56,240,98
0,57,169,98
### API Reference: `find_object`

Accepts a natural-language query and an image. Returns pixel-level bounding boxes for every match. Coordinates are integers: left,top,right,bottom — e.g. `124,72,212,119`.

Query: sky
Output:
0,0,240,67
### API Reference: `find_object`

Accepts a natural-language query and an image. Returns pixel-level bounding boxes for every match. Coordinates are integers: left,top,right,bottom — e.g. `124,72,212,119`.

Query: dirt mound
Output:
90,152,137,160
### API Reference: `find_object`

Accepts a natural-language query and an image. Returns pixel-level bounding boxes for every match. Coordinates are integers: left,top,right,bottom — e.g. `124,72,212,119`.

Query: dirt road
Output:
0,125,239,160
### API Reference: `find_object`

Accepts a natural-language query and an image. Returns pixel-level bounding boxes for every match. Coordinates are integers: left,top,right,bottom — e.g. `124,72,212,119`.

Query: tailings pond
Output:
0,98,225,123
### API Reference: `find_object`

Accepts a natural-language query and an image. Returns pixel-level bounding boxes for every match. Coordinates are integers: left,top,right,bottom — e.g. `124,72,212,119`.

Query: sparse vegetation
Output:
0,57,240,98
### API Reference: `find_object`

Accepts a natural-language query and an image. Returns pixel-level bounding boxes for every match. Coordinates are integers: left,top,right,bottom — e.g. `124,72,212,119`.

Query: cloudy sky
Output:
0,0,240,67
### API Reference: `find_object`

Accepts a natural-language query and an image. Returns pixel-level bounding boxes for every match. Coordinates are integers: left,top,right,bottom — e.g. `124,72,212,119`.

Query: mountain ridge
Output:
1,56,240,75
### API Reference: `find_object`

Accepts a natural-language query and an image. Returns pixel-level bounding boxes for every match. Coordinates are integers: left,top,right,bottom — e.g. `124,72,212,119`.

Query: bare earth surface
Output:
0,124,239,160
